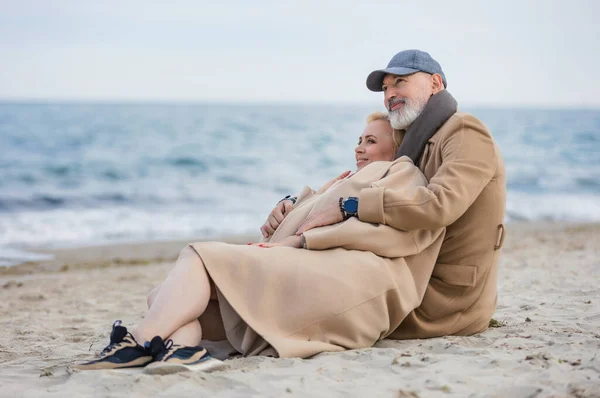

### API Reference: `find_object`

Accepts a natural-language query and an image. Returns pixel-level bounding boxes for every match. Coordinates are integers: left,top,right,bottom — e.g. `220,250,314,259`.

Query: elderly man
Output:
265,49,506,338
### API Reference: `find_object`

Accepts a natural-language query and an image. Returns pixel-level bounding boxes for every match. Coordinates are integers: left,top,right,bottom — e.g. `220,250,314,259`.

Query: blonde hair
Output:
366,111,388,124
366,111,403,153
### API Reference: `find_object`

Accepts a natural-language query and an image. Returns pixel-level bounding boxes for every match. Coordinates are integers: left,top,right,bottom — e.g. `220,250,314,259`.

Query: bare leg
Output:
146,275,225,344
145,284,202,345
166,321,203,346
132,246,211,344
146,284,161,309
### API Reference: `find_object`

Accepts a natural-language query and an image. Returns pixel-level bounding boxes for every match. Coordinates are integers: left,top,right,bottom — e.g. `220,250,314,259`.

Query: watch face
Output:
344,198,359,213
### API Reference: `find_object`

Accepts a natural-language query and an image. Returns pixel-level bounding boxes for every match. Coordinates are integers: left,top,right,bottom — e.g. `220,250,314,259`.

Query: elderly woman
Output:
75,112,444,374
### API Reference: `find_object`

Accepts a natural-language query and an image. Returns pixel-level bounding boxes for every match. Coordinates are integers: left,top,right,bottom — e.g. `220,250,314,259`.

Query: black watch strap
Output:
278,194,297,205
338,197,348,220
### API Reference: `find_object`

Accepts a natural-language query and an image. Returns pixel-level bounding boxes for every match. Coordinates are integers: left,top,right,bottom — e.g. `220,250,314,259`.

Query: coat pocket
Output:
432,263,478,287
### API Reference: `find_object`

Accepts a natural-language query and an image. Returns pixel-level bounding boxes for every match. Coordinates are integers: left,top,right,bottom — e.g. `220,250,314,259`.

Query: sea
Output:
1,103,599,266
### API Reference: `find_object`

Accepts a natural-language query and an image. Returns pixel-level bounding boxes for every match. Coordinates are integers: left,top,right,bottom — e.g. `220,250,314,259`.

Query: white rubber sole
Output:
143,357,227,375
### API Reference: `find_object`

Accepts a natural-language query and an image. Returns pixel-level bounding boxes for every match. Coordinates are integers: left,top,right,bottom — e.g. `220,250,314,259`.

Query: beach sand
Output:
1,223,599,397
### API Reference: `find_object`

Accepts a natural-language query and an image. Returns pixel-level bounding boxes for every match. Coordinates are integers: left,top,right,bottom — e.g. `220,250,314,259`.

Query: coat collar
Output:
427,111,461,144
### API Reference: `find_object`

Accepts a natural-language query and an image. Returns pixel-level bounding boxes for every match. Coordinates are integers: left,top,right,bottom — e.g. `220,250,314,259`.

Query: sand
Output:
0,223,599,397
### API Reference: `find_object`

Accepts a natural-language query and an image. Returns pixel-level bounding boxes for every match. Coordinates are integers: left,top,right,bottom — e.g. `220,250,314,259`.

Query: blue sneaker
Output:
74,321,153,370
143,336,226,375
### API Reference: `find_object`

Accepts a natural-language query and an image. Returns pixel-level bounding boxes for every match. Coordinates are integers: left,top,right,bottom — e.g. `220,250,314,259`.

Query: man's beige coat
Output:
358,111,507,339
191,158,445,358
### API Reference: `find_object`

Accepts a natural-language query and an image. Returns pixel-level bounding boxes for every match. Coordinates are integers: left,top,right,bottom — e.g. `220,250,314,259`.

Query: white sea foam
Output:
506,192,600,222
0,247,54,267
0,206,264,249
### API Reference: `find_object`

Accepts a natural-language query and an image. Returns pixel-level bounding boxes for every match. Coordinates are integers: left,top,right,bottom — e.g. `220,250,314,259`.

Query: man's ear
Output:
431,73,444,93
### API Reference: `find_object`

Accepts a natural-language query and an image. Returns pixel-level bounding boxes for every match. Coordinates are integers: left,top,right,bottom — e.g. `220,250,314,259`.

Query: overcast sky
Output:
0,0,598,107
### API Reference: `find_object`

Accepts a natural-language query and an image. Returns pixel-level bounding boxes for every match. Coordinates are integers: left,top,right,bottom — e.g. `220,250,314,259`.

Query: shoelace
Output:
154,339,175,361
99,332,135,357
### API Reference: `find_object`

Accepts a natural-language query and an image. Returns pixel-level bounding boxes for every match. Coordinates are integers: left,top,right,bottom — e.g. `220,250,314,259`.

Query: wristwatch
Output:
339,197,359,220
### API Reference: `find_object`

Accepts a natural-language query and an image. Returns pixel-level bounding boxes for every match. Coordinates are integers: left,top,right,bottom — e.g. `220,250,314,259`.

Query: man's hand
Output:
260,199,294,238
296,197,344,234
256,235,303,248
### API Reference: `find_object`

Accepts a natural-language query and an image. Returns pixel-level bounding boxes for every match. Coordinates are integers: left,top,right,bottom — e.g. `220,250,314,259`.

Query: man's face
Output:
381,72,432,130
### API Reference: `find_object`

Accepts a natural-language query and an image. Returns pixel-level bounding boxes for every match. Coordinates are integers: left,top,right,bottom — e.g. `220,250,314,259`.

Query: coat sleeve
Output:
357,114,498,231
303,218,445,258
294,186,317,206
303,157,443,257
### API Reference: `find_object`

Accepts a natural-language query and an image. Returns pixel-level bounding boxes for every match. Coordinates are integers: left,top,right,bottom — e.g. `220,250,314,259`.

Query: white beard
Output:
388,95,429,130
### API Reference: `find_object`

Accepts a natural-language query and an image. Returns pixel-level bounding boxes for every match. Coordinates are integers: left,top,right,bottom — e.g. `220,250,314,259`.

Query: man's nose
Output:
384,92,395,109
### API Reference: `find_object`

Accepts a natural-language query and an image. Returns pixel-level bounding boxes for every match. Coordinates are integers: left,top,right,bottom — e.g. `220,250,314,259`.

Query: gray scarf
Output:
395,90,458,165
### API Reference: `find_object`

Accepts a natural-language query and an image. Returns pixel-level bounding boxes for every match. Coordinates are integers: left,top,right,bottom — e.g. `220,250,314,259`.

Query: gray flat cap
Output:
366,49,447,91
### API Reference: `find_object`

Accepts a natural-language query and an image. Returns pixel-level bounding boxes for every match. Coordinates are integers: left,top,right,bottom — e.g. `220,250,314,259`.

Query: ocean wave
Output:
0,103,599,262
167,157,210,171
0,205,266,250
506,192,600,223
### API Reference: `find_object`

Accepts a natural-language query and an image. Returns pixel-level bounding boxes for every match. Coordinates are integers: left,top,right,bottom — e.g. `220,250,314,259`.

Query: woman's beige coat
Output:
191,157,444,358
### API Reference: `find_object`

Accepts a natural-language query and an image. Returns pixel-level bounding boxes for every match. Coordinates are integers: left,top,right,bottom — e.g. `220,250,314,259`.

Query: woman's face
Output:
355,119,395,171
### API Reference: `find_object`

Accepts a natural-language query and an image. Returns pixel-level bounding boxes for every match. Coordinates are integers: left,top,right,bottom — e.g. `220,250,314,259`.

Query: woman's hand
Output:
252,235,303,248
260,199,294,238
315,170,352,194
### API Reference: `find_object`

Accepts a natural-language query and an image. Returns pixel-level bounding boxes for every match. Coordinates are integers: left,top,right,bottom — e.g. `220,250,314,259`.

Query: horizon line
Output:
0,97,599,110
